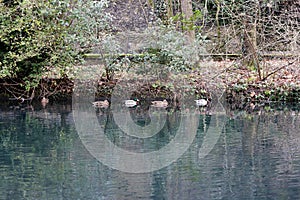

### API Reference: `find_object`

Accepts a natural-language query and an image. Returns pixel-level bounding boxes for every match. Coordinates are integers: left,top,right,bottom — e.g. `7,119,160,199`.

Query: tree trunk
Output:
181,0,195,43
242,1,261,80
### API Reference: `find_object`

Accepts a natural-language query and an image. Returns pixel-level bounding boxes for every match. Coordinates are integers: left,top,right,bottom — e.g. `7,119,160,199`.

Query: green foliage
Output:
0,0,111,89
171,9,203,31
130,22,207,77
94,19,208,80
98,35,128,80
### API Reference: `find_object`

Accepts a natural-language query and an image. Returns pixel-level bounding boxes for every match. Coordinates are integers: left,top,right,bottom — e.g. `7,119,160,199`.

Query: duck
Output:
151,99,168,107
41,97,49,103
195,99,208,107
92,100,109,108
41,97,49,107
125,99,139,107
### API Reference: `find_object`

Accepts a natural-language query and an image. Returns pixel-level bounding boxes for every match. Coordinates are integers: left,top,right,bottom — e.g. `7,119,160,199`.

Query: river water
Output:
0,102,300,200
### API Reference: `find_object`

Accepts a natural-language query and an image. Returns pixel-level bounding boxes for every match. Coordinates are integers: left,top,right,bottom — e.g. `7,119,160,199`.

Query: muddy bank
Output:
0,60,299,110
197,59,300,108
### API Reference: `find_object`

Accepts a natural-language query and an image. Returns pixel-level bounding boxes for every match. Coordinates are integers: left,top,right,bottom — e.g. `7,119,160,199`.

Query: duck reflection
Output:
128,104,151,127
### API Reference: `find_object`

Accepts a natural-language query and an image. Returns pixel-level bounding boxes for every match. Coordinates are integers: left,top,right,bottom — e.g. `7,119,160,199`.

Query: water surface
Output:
1,103,300,199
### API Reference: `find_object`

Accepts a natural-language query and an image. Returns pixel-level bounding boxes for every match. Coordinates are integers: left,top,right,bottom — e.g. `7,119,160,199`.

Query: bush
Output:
129,22,208,76
0,0,111,89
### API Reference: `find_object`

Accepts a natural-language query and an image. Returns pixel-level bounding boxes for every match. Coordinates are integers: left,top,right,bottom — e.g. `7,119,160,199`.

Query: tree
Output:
181,0,195,42
0,0,111,88
241,0,261,79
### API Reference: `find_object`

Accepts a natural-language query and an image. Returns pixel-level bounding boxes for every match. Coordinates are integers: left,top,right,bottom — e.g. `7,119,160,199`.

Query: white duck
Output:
125,99,139,107
195,99,208,107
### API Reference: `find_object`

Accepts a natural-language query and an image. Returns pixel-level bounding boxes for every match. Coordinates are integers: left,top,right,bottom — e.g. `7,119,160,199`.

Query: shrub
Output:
0,0,111,89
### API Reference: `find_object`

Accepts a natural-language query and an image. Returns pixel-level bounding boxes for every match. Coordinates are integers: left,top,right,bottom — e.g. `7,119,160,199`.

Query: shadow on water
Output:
0,102,300,199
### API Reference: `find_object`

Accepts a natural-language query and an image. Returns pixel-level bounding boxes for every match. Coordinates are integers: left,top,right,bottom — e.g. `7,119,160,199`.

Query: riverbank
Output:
198,59,300,109
0,59,299,110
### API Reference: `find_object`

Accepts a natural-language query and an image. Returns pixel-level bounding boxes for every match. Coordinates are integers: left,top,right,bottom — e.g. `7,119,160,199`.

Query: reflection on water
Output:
0,103,300,199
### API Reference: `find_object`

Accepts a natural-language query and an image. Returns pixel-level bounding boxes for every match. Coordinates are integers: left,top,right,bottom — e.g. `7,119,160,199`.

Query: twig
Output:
261,59,296,81
5,85,23,100
138,0,149,24
211,60,239,80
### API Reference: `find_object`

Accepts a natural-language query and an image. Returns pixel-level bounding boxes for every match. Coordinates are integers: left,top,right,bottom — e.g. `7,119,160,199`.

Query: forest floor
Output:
198,58,300,108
